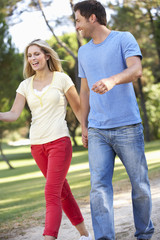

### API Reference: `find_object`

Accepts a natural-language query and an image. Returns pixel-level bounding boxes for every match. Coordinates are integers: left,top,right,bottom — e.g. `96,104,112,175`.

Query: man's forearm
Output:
80,91,90,129
113,57,142,85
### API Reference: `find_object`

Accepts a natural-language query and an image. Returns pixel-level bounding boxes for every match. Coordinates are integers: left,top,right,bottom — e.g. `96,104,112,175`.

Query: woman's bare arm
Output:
0,93,26,122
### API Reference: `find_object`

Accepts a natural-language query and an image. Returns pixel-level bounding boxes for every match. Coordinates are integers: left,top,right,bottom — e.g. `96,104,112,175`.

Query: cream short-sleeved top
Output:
16,71,74,145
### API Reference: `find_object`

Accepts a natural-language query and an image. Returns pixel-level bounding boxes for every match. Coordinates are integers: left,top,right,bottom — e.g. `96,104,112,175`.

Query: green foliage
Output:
153,15,160,82
143,83,160,139
1,0,159,142
48,33,83,142
109,5,145,38
48,33,78,82
0,0,21,16
108,1,160,83
0,13,30,139
48,33,87,82
108,1,160,140
154,16,160,46
137,82,160,140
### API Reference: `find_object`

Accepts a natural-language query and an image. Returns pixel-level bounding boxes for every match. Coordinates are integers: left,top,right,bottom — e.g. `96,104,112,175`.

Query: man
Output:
74,1,154,240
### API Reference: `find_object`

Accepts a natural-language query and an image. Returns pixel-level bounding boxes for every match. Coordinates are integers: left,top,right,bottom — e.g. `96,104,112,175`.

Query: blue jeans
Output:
88,124,154,240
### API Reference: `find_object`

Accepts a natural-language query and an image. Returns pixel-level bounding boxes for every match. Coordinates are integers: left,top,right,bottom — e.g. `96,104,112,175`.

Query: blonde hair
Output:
23,39,63,78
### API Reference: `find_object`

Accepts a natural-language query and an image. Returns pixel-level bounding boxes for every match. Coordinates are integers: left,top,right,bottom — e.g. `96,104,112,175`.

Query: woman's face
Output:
27,45,49,72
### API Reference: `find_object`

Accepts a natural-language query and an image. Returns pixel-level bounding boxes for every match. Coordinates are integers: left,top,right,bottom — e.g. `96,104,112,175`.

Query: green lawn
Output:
0,139,160,232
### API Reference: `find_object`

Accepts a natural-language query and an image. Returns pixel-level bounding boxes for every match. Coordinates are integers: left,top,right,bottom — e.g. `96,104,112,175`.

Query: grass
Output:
0,138,160,233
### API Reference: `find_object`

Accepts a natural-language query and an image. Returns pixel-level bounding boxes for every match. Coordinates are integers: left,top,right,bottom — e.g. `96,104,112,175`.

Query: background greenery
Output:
0,0,160,145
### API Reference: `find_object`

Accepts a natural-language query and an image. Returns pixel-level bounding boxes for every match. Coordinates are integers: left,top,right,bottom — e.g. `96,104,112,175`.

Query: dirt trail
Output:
2,178,160,240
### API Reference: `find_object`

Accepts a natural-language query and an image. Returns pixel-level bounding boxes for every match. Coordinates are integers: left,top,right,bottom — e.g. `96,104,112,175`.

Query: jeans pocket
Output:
115,124,144,147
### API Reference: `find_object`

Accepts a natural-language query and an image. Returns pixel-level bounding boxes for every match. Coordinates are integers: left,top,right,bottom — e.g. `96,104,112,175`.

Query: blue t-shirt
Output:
78,30,142,129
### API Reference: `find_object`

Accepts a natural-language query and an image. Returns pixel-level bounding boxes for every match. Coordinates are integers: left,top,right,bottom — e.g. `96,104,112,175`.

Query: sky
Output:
9,0,120,53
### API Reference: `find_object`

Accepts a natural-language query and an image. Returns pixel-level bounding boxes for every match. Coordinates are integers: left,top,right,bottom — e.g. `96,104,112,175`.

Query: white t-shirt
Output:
16,71,74,144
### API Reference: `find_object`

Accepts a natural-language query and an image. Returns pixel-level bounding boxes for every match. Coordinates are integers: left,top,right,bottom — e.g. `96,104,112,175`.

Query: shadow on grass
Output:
2,152,33,161
144,140,160,152
0,164,40,178
0,178,45,223
0,197,45,222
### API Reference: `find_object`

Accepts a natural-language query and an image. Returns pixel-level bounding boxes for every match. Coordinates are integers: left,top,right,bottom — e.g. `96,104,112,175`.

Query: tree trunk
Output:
137,78,150,142
38,0,83,92
147,7,160,67
75,58,81,93
70,130,78,147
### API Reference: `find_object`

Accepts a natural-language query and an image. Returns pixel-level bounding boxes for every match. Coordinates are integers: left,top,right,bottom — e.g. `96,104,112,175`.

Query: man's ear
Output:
89,14,97,23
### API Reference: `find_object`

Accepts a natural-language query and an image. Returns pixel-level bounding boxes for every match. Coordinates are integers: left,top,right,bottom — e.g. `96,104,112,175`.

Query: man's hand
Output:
92,56,142,95
91,77,116,94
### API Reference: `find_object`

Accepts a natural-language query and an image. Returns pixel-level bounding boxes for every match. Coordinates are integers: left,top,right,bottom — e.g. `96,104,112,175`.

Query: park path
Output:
6,177,160,240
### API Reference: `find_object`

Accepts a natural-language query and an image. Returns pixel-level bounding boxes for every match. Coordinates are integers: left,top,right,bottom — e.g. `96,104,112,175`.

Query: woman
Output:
0,39,92,240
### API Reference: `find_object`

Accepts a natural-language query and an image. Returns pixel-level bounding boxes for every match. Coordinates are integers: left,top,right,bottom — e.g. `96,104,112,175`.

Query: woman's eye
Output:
27,52,41,58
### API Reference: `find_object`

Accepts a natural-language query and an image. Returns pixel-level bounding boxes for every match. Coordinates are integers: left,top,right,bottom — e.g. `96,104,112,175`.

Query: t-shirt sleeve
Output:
16,80,26,97
121,32,142,60
62,73,74,93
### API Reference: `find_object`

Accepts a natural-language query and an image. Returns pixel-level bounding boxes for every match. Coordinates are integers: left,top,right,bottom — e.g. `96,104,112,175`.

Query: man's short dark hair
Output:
74,0,107,26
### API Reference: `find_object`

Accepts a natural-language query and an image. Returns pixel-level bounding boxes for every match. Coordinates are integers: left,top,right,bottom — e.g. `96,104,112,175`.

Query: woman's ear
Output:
46,54,50,61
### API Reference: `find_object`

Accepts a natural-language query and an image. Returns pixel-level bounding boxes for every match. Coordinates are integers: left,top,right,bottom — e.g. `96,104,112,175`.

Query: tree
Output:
29,0,85,145
118,0,160,82
138,83,160,140
6,0,86,145
108,0,160,141
36,0,84,92
4,0,84,91
0,12,29,168
4,0,160,142
1,0,85,146
48,32,85,145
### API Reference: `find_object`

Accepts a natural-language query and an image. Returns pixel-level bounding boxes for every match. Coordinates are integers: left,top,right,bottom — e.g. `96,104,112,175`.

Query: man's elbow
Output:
137,67,143,78
134,66,142,81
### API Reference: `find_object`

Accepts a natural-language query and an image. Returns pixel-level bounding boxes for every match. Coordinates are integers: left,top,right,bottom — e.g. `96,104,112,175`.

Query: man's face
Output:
75,10,93,39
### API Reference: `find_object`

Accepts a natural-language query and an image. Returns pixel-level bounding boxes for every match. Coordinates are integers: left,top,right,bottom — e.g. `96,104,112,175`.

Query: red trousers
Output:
31,137,84,238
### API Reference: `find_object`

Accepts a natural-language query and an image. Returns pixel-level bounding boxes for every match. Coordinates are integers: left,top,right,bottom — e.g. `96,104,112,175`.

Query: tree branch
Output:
37,0,77,60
